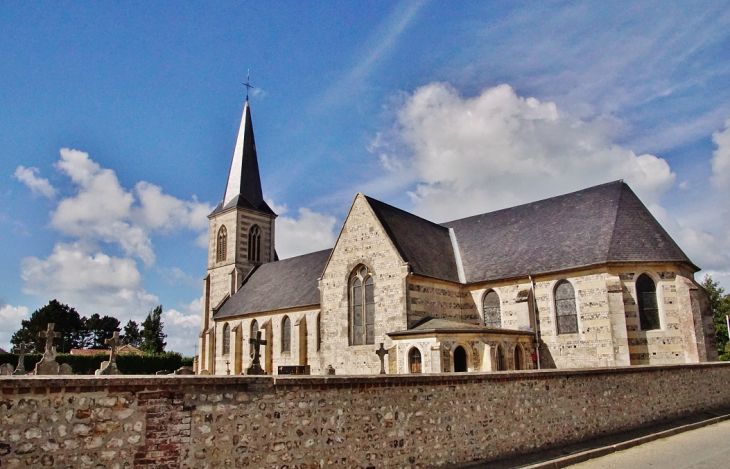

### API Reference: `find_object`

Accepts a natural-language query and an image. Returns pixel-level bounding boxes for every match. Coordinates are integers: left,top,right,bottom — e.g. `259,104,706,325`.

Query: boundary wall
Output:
2,363,730,468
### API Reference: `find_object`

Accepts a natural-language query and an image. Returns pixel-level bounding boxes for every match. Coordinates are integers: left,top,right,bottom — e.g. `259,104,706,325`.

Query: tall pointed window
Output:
222,323,230,355
483,290,501,328
350,266,375,345
316,313,322,352
248,225,261,263
637,274,660,330
495,345,505,371
555,280,578,334
216,226,227,262
281,316,291,352
249,320,259,356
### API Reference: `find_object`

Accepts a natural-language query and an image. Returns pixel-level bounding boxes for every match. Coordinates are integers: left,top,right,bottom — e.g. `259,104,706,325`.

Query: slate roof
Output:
213,249,331,319
210,102,276,217
442,181,696,283
366,196,460,282
387,317,534,337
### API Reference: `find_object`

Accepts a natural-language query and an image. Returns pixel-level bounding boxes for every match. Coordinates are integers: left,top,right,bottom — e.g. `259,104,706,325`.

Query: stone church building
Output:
196,101,716,376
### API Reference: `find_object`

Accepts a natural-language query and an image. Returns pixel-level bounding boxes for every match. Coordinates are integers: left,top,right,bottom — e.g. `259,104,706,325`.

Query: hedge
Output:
0,352,193,375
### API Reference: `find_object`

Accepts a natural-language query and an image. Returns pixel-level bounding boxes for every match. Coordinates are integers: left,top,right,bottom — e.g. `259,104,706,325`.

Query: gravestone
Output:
96,331,123,375
246,331,267,375
0,363,14,375
175,366,195,375
12,343,29,376
59,363,73,375
375,343,389,375
34,323,60,375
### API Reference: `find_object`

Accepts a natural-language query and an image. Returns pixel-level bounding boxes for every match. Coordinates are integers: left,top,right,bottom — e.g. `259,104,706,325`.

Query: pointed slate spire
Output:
222,101,266,209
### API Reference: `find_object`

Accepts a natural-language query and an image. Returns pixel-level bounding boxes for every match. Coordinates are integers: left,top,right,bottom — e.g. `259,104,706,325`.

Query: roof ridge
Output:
441,179,625,226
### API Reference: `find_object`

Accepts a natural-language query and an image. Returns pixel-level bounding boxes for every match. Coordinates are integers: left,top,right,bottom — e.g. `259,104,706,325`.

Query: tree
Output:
140,305,166,354
83,314,121,349
10,300,84,353
122,320,142,348
701,275,730,359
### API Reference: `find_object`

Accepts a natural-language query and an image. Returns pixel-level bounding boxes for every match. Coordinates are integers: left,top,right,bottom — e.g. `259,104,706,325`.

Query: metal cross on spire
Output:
243,69,254,102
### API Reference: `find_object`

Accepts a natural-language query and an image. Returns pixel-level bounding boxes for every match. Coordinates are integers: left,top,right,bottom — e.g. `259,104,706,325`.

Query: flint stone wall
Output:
2,363,730,468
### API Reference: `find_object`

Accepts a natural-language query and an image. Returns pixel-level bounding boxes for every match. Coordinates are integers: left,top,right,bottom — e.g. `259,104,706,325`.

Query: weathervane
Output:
243,69,254,102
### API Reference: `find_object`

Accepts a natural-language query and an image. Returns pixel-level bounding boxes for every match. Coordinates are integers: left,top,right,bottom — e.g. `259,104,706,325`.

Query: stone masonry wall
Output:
2,364,730,468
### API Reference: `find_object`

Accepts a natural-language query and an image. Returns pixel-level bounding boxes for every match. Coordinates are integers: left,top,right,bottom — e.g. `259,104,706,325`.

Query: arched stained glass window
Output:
222,323,230,355
514,345,523,371
555,280,578,334
483,290,501,328
216,226,227,262
281,316,291,352
408,347,422,373
637,274,660,330
248,225,261,263
249,320,259,355
350,266,375,345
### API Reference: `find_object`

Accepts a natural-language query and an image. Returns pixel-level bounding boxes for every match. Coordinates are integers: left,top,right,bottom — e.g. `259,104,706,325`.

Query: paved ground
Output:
462,409,730,469
570,419,730,469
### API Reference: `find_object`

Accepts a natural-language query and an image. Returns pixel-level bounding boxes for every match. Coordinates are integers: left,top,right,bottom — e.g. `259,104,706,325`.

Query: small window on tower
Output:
216,226,227,262
248,225,261,263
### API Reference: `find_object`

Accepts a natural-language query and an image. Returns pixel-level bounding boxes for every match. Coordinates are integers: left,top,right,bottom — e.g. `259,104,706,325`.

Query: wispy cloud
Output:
316,0,428,111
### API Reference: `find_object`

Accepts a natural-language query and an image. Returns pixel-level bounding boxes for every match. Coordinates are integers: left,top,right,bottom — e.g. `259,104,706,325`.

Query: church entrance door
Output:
453,346,468,372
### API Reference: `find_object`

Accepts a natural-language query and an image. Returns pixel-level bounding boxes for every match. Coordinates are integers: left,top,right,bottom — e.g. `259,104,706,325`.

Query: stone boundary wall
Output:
2,363,730,468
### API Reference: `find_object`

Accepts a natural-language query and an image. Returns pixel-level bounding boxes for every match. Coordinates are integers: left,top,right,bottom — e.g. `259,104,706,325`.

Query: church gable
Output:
319,194,411,373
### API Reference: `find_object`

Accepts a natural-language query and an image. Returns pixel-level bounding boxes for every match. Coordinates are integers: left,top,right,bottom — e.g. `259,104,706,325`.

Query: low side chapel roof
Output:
213,180,696,319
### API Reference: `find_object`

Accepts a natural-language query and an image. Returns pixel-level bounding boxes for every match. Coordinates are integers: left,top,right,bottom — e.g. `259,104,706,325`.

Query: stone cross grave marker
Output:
12,343,29,375
246,331,267,375
35,323,61,375
97,331,123,375
39,323,59,357
375,343,389,375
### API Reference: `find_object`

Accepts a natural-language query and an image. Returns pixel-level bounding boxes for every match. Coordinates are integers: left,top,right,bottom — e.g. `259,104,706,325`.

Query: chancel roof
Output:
213,180,696,318
442,180,695,283
214,249,331,319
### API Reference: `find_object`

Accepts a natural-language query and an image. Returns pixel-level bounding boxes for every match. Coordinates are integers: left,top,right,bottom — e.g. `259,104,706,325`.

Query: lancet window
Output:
637,274,660,330
216,225,227,262
222,323,230,355
349,265,375,345
483,290,502,328
249,320,259,355
555,280,578,334
248,225,261,263
281,316,291,352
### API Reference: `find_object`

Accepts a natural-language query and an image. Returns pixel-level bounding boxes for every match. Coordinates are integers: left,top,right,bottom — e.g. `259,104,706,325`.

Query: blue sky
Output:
1,1,729,355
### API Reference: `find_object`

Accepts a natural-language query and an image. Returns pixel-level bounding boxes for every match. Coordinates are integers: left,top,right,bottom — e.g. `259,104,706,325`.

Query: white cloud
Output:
13,166,56,198
49,148,212,265
162,308,200,356
20,242,159,323
275,207,338,259
0,304,30,352
382,83,676,221
711,119,730,189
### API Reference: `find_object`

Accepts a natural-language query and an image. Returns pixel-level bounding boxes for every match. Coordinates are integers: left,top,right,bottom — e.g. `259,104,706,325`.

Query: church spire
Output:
222,100,265,210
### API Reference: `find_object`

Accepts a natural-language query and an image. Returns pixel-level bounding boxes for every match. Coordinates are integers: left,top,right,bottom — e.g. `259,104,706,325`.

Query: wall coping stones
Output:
1,362,729,394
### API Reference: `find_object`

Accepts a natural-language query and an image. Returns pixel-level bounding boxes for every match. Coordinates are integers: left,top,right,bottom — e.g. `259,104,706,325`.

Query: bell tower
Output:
198,99,277,374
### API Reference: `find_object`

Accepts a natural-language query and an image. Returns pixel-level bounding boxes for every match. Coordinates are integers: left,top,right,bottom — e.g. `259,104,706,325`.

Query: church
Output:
196,101,716,376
